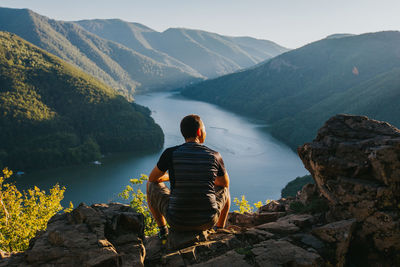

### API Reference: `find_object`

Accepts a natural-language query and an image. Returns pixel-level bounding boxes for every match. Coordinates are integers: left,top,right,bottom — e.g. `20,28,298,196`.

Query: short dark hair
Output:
180,114,203,139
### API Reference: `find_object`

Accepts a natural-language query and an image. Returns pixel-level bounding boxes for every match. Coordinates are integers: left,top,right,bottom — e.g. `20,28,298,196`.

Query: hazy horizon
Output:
0,0,399,49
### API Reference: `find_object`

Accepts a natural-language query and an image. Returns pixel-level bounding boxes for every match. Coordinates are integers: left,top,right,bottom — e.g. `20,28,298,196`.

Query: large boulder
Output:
298,114,400,266
2,203,146,267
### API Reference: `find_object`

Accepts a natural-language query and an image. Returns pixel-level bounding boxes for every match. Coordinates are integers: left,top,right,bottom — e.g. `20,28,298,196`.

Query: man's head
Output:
180,114,206,143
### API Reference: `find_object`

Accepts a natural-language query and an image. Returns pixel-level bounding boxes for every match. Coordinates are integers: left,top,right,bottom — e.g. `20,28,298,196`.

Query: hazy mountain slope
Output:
144,28,239,77
0,7,201,96
0,31,163,170
182,31,400,148
144,28,288,77
325,33,356,39
228,36,289,60
76,19,202,78
76,19,289,78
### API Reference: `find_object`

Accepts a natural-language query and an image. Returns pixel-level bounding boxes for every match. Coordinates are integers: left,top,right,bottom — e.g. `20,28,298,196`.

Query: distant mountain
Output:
0,31,163,170
325,33,355,39
144,28,288,78
0,7,202,97
182,31,400,149
0,7,288,97
77,19,289,78
76,19,202,77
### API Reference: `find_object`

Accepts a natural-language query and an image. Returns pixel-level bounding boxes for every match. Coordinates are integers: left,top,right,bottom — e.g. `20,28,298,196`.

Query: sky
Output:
0,0,399,48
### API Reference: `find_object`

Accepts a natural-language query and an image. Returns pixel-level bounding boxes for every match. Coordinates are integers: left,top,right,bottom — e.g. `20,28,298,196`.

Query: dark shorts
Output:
147,182,230,230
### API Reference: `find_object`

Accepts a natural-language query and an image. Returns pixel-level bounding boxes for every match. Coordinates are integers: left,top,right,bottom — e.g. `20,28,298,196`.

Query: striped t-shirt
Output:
157,142,226,227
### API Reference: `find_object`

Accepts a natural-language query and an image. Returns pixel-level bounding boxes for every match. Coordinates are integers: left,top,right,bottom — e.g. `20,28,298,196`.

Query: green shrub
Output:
233,195,269,213
119,174,157,236
0,168,71,252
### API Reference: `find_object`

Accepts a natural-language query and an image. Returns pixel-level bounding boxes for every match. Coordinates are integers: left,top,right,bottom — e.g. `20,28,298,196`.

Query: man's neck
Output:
185,137,200,143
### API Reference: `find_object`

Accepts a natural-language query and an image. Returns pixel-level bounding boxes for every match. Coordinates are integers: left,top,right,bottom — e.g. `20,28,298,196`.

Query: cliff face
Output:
1,114,399,266
298,114,400,266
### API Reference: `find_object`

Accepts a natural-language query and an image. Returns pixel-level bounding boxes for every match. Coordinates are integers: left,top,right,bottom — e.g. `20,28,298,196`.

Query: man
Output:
147,114,230,238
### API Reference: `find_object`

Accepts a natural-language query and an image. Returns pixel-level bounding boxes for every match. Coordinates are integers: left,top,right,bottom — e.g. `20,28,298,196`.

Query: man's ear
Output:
196,127,202,137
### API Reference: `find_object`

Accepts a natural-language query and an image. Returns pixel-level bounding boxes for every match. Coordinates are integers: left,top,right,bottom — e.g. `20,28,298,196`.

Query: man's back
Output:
157,142,226,228
147,114,230,234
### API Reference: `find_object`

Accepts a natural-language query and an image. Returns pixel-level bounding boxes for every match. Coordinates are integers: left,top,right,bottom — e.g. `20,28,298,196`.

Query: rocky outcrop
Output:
0,203,146,267
2,114,399,266
1,199,329,267
298,114,400,266
144,212,325,267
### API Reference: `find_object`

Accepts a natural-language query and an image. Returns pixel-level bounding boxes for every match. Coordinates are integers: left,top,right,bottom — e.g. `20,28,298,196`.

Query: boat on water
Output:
92,161,102,165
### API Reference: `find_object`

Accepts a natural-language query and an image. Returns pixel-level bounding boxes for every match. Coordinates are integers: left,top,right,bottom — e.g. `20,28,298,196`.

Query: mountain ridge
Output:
182,30,400,149
0,7,203,97
75,18,289,78
75,18,202,78
0,7,288,97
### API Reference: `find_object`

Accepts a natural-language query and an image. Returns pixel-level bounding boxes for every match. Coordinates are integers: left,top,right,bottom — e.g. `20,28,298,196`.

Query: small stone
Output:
241,228,274,244
251,239,322,266
258,200,286,212
167,229,207,250
254,212,286,225
190,250,252,267
296,234,325,250
227,212,255,227
278,214,315,228
312,219,356,267
298,183,318,204
256,220,300,235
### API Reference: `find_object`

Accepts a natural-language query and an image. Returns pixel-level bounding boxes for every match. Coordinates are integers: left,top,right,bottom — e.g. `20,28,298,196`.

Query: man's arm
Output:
215,172,229,188
149,166,170,183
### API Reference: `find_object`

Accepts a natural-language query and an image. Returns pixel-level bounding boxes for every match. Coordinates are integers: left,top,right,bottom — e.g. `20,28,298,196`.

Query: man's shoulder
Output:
201,144,218,153
168,143,222,158
198,144,223,159
162,144,183,155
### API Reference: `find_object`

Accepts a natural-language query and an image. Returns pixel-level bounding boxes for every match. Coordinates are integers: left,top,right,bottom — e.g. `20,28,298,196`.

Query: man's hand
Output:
215,172,229,188
149,166,170,183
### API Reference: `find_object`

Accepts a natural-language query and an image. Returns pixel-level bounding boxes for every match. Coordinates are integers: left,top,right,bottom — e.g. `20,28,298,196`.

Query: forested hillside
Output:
182,31,400,149
0,7,202,97
0,31,163,170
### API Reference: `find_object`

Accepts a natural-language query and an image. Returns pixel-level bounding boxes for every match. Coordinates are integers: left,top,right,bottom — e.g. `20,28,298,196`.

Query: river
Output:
17,92,308,206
